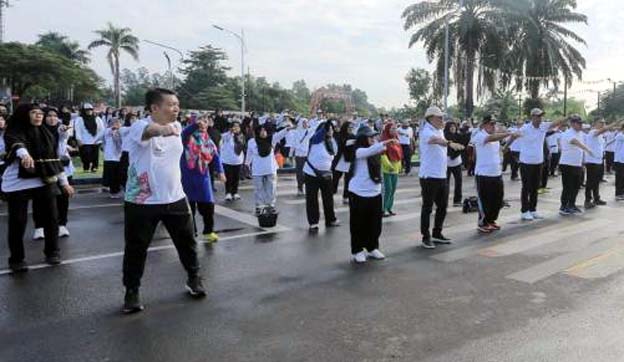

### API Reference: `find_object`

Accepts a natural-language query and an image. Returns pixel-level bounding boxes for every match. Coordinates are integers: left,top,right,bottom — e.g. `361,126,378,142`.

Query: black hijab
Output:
230,121,245,156
80,107,98,136
353,135,381,184
5,104,64,182
337,121,356,163
254,124,272,157
444,122,461,160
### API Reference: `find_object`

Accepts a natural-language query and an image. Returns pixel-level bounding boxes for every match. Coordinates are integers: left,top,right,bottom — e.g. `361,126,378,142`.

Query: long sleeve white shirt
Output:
74,116,105,145
245,129,288,176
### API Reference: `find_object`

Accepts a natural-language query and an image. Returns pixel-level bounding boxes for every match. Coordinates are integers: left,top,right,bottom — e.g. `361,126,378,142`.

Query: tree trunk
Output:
115,55,121,108
465,54,475,118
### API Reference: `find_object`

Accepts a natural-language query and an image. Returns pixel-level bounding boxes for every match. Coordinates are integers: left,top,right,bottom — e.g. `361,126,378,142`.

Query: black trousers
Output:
510,151,520,180
79,144,100,171
6,185,59,264
34,177,72,228
304,174,337,225
615,162,624,196
401,144,412,174
476,175,504,226
190,201,215,235
502,150,512,172
223,164,241,195
332,170,351,200
123,199,200,289
295,157,306,191
585,163,603,202
120,151,129,189
606,151,615,173
520,163,542,213
550,153,561,175
349,193,382,254
446,165,462,204
540,158,550,188
560,165,583,209
103,161,122,194
419,178,448,237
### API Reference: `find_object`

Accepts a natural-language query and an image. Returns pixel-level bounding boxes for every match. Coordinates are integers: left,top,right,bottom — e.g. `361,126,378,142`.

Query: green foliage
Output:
36,32,90,64
405,67,433,116
177,45,231,109
481,90,520,122
599,84,624,121
121,67,169,106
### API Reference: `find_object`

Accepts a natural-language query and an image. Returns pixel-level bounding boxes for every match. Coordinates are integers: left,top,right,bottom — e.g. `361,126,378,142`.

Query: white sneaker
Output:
531,211,544,219
109,192,123,199
352,251,367,263
233,193,241,200
225,193,233,201
59,226,70,238
367,249,385,260
521,212,534,221
32,228,44,240
309,224,319,230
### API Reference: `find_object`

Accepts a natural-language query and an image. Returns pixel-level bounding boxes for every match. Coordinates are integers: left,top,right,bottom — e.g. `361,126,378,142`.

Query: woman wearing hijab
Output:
3,104,75,272
221,119,246,201
380,122,403,217
181,115,226,243
348,125,397,263
74,103,105,172
293,118,313,196
245,122,291,215
332,120,356,205
303,121,340,230
444,121,463,206
102,118,124,198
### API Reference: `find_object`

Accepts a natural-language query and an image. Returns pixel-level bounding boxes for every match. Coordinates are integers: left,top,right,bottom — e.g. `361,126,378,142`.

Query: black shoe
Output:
421,237,436,249
432,233,452,244
45,255,62,265
9,261,29,273
326,219,341,227
584,201,595,209
186,275,207,298
122,288,144,314
595,199,607,206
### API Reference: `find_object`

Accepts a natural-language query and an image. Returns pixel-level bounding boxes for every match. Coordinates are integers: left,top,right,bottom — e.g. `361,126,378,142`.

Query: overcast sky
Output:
4,0,622,110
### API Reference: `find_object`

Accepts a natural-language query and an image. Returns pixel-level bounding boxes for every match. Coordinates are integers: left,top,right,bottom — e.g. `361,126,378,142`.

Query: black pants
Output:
401,144,412,174
6,185,59,264
123,199,200,289
585,163,603,202
476,175,504,226
34,177,72,228
419,178,448,237
190,201,215,235
79,144,100,171
103,161,122,194
120,151,129,189
223,164,241,195
540,158,550,188
295,157,306,191
615,162,624,196
520,163,542,213
510,151,520,180
304,174,337,226
446,165,462,204
560,165,582,209
349,193,382,254
332,170,351,200
502,151,512,172
550,153,561,175
606,151,615,173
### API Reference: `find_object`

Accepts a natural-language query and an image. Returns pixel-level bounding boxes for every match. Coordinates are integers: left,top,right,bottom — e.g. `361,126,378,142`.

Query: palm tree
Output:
88,23,139,107
36,32,90,64
501,0,587,102
403,0,509,117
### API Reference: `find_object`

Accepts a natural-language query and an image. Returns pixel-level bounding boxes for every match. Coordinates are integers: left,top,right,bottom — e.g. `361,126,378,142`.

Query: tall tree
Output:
177,45,231,109
405,67,433,115
88,23,140,107
36,32,90,64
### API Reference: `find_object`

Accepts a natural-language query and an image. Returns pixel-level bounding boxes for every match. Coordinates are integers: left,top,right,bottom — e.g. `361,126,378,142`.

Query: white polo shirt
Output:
614,133,624,163
547,132,561,154
518,121,552,164
418,122,447,179
508,126,523,152
473,129,502,177
397,126,414,145
559,129,585,167
605,131,616,153
584,129,605,165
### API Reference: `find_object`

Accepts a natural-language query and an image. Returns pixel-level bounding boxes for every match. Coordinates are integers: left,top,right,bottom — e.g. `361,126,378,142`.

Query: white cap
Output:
424,106,445,119
83,103,94,110
530,108,545,116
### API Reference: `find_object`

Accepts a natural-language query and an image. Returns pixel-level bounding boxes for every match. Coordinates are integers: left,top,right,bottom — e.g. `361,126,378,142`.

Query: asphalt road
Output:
2,171,624,362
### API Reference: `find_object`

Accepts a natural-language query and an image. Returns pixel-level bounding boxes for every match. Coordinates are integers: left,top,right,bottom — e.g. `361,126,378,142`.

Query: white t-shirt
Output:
74,116,105,145
120,126,132,152
447,155,462,168
348,142,386,197
547,132,561,154
397,126,414,145
473,130,502,177
220,132,245,166
559,129,585,167
614,133,624,163
303,141,336,176
518,122,552,164
605,131,616,152
418,122,447,179
293,128,313,157
584,129,605,164
508,126,522,152
245,128,288,176
124,117,186,205
103,128,123,161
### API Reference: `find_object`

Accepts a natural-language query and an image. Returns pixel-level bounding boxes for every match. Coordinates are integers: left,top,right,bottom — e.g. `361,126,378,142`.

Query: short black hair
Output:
145,88,177,111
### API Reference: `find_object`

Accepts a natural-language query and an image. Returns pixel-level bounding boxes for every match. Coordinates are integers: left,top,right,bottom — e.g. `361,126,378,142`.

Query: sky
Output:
3,0,623,110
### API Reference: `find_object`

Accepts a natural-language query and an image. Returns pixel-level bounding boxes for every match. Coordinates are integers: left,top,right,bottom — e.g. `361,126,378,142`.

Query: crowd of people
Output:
2,89,623,314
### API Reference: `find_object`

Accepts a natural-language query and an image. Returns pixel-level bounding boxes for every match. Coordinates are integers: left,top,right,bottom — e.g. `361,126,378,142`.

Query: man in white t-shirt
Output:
473,115,519,233
612,127,624,199
512,108,563,220
506,118,524,180
397,119,415,175
605,130,616,174
418,106,464,249
558,115,593,215
546,128,562,176
583,118,618,208
122,88,205,314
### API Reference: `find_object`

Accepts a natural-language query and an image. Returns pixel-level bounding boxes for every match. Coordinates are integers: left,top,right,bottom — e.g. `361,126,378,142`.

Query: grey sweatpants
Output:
253,174,277,207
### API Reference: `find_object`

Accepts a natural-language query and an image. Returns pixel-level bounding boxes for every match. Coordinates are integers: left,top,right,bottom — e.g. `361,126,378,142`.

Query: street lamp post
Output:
141,39,184,90
213,25,246,116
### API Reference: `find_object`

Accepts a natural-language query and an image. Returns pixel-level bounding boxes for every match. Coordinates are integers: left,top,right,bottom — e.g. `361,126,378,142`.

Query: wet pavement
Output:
2,172,624,362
